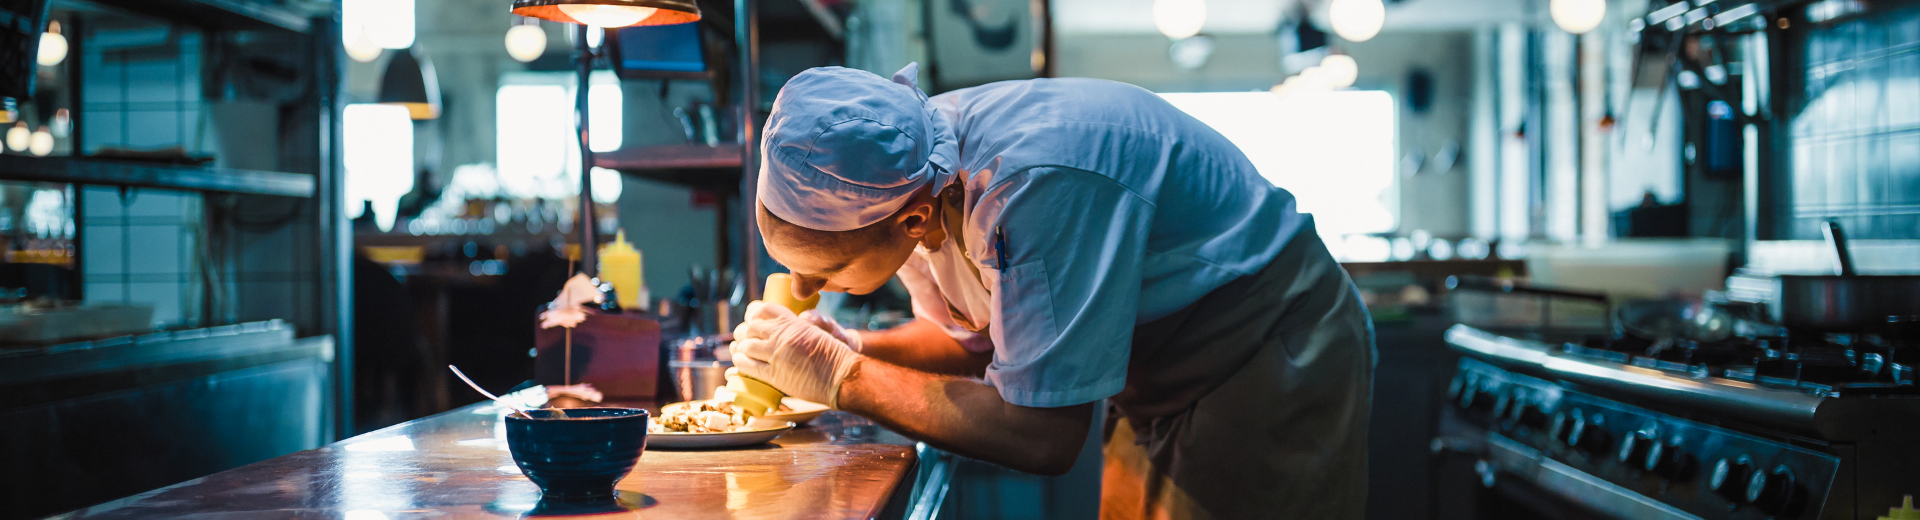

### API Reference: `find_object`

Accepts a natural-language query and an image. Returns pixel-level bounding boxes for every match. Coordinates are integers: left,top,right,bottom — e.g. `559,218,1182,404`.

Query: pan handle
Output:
1823,220,1856,276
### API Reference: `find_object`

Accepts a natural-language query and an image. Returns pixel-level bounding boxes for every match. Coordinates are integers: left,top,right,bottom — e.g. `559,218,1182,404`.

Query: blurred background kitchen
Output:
2,0,1917,518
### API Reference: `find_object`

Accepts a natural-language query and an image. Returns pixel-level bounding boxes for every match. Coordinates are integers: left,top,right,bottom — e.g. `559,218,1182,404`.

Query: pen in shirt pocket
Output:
994,226,1010,269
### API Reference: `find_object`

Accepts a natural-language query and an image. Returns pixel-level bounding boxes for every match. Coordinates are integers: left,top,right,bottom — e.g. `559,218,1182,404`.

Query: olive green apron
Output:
1101,224,1375,520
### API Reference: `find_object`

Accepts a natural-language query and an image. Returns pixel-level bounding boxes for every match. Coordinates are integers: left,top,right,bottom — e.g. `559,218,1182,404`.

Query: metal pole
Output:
735,0,761,299
575,24,597,277
318,13,353,441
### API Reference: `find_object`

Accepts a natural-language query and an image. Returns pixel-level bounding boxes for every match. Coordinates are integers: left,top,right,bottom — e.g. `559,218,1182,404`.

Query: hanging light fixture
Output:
505,18,548,62
37,22,67,67
28,126,53,156
344,27,383,63
511,0,699,28
1551,0,1607,34
379,47,442,120
6,122,28,152
1328,0,1385,42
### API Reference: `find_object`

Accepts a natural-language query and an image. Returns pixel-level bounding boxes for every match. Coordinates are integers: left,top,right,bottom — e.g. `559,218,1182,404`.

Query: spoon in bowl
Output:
448,365,539,419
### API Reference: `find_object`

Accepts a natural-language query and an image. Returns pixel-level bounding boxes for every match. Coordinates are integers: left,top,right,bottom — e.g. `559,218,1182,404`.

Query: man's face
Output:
760,209,919,300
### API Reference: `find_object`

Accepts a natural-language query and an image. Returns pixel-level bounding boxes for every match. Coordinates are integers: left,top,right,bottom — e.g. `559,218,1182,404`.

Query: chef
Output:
731,64,1376,520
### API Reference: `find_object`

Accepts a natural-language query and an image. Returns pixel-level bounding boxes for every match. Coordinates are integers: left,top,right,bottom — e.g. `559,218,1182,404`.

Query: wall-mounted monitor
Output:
607,23,710,80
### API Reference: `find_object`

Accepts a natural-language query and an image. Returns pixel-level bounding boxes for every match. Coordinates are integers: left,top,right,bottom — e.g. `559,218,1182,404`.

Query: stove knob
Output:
1550,410,1578,445
1510,402,1549,430
1711,457,1756,503
1746,465,1798,515
1617,429,1655,466
1569,412,1610,454
1448,374,1469,401
1644,439,1692,479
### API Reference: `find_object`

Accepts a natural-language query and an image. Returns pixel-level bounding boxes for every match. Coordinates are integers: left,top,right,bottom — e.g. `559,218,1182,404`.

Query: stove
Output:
1438,325,1920,520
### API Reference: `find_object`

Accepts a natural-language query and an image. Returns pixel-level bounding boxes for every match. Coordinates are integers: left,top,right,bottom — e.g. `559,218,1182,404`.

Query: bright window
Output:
344,103,415,232
1160,91,1398,237
342,0,414,49
496,72,624,200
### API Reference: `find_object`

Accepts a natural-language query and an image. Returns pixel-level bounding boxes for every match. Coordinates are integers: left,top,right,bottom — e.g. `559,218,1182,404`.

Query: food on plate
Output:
649,399,793,434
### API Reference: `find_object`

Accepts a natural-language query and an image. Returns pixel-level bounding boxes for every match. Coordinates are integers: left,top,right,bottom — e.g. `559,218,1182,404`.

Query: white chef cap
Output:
757,63,957,232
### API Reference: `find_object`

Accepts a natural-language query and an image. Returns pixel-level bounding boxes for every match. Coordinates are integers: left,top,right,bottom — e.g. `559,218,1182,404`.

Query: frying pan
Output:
1771,222,1920,333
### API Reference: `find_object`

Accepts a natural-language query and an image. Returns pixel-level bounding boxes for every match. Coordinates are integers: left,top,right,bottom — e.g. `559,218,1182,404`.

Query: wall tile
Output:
125,224,184,275
127,282,183,327
84,283,125,303
81,225,125,276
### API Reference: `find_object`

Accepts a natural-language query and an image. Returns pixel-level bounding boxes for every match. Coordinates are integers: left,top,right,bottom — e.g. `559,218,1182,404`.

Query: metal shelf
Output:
595,143,744,189
0,155,315,197
82,0,313,34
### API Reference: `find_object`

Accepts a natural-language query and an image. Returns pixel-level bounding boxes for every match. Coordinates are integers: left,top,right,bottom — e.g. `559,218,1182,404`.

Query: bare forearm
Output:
855,320,991,377
837,357,1090,476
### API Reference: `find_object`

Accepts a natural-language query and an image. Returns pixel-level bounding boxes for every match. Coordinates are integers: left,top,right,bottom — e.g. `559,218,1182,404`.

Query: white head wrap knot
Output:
757,63,957,232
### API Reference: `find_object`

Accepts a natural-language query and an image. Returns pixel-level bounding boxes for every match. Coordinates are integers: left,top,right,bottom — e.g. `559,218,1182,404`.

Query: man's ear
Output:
898,200,935,239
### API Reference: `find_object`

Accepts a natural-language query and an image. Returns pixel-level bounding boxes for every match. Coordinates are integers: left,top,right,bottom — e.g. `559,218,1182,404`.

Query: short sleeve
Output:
895,253,994,353
978,167,1152,408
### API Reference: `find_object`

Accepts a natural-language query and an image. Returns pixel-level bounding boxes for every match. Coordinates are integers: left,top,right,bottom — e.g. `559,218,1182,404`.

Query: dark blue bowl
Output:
504,407,649,501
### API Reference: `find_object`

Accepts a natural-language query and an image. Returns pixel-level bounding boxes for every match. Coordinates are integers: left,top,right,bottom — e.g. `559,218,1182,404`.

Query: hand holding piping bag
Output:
730,300,861,409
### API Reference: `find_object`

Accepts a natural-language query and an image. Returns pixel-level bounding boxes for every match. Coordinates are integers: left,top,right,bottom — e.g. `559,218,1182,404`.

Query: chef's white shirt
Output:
894,78,1309,408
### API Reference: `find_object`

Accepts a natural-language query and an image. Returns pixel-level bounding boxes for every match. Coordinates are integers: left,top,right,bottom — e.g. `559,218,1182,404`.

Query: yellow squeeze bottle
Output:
730,273,819,416
598,230,644,310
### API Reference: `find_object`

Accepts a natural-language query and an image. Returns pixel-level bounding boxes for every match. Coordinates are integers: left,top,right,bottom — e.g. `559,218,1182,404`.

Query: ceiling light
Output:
6,122,28,152
1320,54,1358,89
585,26,605,48
559,5,655,28
1153,0,1206,40
344,0,415,49
50,109,69,138
511,0,701,28
37,22,66,67
505,22,548,62
29,126,54,156
345,27,383,63
379,48,442,120
1551,0,1607,34
1328,0,1384,43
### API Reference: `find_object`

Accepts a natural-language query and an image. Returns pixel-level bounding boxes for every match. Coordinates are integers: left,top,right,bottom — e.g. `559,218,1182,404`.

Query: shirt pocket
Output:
990,260,1061,368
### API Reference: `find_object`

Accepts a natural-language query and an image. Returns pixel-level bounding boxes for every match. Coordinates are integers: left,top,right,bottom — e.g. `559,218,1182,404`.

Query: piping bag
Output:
728,273,820,417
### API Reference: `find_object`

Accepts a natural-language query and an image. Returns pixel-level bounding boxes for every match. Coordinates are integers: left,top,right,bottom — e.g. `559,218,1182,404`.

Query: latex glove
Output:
799,309,863,353
731,301,861,408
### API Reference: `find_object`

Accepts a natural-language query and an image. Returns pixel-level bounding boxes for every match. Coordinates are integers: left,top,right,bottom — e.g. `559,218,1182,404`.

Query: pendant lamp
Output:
378,47,442,120
510,0,700,28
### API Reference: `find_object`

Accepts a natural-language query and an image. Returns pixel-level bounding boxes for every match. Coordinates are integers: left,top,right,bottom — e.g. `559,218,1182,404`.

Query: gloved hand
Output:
731,301,862,408
799,309,864,353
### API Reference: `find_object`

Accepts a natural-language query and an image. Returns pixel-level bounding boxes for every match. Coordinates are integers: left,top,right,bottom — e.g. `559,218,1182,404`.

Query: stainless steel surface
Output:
1445,325,1827,436
908,443,957,520
1616,299,1733,342
449,365,526,417
63,401,922,519
1532,456,1704,520
1,323,330,520
1771,274,1920,332
670,359,730,402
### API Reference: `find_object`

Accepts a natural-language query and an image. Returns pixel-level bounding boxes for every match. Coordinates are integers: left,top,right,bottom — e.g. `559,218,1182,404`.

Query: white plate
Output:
648,405,795,449
762,398,830,425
